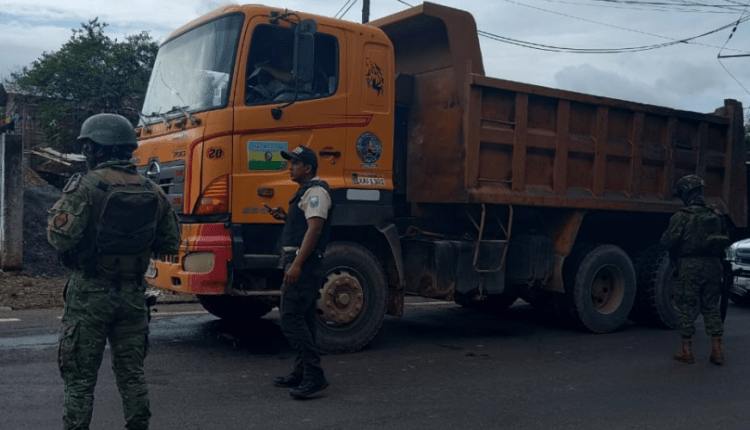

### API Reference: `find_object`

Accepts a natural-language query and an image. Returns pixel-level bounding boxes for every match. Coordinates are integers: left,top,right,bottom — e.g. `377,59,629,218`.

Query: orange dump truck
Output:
136,2,746,352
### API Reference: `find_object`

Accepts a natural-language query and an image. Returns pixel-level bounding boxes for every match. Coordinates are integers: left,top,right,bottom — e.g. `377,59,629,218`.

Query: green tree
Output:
10,19,158,151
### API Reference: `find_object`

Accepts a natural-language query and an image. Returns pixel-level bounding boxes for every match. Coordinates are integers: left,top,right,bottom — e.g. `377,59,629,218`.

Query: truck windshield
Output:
141,13,244,122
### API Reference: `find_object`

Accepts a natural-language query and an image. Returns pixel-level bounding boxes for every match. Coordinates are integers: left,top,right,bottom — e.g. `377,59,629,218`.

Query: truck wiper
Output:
171,105,201,126
136,112,152,133
151,112,171,129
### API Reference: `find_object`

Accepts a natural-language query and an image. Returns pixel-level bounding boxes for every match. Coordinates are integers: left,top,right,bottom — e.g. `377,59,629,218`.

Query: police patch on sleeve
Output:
310,195,320,208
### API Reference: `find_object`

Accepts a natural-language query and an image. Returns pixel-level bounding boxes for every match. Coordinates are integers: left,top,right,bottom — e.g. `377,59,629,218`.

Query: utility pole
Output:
363,0,370,23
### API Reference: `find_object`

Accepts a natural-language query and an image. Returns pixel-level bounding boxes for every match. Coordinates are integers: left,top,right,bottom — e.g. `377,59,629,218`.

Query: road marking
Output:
405,301,458,307
152,310,208,317
0,318,21,322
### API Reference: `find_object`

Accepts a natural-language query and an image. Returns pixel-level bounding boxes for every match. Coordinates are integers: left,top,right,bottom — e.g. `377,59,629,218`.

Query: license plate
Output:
145,261,157,278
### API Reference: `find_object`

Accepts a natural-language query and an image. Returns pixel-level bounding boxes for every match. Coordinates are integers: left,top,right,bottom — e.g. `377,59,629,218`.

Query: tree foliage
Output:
10,19,158,151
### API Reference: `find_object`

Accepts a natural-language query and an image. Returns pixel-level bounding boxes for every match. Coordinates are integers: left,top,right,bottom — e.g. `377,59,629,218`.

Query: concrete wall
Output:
0,134,24,270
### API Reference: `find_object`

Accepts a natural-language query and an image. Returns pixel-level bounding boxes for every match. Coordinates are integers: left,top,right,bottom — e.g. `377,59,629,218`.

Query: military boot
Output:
710,336,724,365
673,337,695,364
273,372,303,388
289,375,329,399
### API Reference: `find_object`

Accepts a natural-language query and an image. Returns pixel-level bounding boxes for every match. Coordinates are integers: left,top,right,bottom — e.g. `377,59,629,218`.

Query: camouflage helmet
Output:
674,174,706,197
77,113,137,148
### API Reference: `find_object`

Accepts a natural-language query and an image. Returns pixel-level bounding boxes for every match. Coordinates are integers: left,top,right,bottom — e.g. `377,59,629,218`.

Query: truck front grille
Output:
137,160,185,214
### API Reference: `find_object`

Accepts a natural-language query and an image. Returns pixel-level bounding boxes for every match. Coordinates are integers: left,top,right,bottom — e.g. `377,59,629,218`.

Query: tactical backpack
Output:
679,205,731,257
86,169,162,279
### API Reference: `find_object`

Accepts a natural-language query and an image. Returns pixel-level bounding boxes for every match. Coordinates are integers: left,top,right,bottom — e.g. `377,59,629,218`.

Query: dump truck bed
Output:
372,2,747,228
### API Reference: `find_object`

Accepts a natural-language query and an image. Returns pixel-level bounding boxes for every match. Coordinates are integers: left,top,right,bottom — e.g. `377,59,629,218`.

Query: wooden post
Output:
0,133,24,270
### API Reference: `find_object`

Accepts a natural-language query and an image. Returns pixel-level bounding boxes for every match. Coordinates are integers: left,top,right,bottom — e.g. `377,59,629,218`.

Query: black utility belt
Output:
680,254,720,258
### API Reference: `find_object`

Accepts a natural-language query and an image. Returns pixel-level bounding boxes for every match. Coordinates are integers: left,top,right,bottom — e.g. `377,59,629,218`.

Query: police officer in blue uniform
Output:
265,145,333,399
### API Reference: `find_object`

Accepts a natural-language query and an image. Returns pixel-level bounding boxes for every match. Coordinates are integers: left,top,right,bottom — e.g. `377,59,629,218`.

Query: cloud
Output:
552,63,735,112
196,0,237,16
0,19,72,77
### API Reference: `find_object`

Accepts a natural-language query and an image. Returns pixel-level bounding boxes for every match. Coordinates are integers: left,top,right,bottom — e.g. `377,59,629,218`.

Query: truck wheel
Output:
197,295,273,321
631,245,678,329
315,242,388,354
563,244,636,333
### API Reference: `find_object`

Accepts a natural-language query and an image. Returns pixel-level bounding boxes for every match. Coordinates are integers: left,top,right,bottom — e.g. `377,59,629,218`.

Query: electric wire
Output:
501,0,750,53
334,0,358,19
717,0,750,102
383,0,750,54
534,0,746,13
339,0,359,19
477,15,750,53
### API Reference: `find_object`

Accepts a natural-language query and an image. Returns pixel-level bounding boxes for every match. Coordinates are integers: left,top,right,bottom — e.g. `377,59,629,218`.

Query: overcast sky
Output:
2,0,750,114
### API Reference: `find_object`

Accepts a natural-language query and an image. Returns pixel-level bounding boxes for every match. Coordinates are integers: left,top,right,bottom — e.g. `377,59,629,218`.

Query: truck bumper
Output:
145,223,232,295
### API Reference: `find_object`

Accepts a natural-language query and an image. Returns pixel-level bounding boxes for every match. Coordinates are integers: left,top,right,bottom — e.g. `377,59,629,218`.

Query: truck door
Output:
232,18,348,225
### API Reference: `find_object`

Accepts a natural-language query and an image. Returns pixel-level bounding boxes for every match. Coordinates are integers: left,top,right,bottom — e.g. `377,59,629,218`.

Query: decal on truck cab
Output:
247,141,288,171
365,58,384,96
356,132,382,167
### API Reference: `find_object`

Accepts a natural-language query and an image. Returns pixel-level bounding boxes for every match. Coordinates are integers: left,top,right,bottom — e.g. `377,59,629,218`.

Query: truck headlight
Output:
183,252,215,273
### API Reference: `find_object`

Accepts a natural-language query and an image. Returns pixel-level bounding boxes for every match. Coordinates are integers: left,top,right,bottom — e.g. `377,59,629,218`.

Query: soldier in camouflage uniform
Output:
661,174,730,366
47,113,181,429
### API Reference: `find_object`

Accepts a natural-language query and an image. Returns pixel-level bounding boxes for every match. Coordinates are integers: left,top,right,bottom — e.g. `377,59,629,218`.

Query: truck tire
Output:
562,244,636,333
631,245,678,329
197,295,273,321
315,242,388,354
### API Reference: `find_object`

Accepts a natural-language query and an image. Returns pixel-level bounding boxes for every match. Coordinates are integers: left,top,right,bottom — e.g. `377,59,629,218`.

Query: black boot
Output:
273,372,303,388
289,376,329,399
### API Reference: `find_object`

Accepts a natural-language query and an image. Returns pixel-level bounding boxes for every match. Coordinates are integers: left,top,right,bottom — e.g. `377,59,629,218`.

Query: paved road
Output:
2,300,750,430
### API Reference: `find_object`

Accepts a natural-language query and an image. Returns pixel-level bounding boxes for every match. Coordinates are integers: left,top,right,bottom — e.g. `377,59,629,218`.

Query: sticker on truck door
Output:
247,141,288,170
356,132,382,167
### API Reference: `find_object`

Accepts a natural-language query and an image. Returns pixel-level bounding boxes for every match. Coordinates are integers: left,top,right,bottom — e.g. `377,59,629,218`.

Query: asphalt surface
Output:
2,299,750,430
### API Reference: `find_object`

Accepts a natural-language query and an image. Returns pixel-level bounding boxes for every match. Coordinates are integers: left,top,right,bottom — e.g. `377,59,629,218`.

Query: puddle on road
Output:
0,333,58,351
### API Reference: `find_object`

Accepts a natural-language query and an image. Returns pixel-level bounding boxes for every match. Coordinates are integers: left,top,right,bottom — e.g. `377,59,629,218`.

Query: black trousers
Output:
280,253,323,379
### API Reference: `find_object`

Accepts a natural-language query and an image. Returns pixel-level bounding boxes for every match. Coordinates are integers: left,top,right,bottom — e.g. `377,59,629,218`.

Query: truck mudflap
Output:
145,223,232,295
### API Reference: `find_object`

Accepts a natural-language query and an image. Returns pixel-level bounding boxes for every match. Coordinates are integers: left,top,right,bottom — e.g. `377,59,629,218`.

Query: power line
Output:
335,0,358,19
385,0,750,56
534,0,746,13
339,0,359,19
717,0,750,101
478,15,750,53
500,0,750,54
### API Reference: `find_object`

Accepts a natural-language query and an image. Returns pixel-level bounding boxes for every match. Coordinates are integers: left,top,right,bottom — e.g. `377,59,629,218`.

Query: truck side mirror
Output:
293,19,317,83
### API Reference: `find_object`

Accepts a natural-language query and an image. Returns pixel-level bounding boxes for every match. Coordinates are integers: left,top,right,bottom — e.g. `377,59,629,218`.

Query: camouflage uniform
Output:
661,174,729,365
48,160,180,430
661,209,724,338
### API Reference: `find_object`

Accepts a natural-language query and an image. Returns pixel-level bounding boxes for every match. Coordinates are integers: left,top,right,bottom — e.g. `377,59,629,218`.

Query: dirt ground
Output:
0,272,66,310
0,169,68,310
0,168,194,311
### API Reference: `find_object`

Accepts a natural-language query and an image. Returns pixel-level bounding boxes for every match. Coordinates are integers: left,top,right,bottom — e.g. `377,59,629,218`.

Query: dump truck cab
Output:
135,6,395,299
